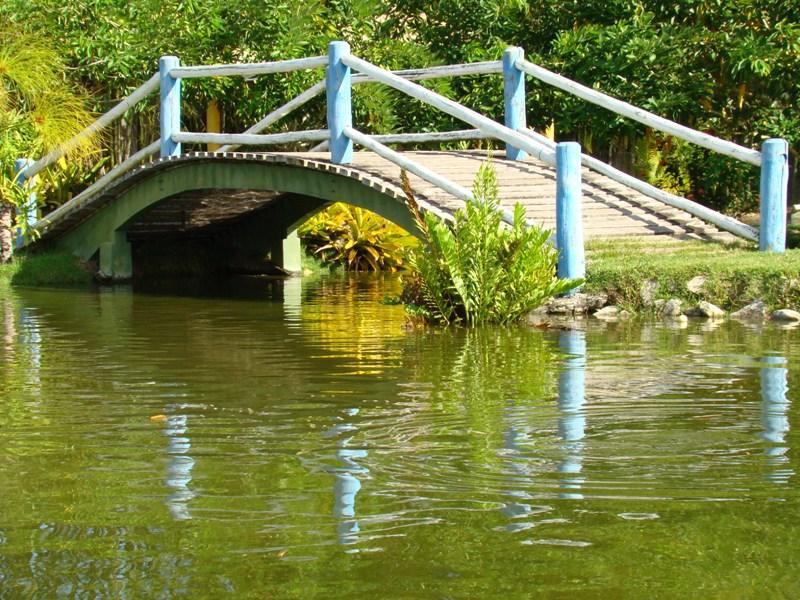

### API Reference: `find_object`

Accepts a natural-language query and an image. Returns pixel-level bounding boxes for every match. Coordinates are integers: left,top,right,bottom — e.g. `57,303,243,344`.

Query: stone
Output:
593,306,631,320
696,301,726,319
640,280,659,307
686,275,707,294
772,309,800,322
660,299,682,317
654,299,665,312
730,300,769,321
544,292,608,315
663,314,689,329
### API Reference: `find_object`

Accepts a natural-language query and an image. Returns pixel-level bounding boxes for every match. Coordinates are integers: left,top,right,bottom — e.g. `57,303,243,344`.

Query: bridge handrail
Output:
519,129,759,242
169,56,329,79
22,73,160,180
341,54,557,165
515,57,762,167
174,130,329,147
36,140,161,234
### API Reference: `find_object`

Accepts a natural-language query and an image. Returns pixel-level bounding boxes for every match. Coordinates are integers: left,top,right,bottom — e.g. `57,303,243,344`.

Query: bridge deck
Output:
38,150,731,243
289,150,729,240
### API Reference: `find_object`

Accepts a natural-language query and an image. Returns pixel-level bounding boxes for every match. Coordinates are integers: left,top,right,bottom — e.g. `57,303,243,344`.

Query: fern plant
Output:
402,163,580,326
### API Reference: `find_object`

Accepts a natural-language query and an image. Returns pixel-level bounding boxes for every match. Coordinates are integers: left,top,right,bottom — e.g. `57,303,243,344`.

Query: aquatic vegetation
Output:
401,164,580,326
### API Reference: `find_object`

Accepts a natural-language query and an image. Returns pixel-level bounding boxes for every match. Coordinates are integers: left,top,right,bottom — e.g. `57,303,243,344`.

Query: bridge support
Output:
502,47,526,161
556,142,584,293
13,158,38,250
99,231,132,280
759,138,789,252
270,229,302,274
327,41,353,164
159,56,182,158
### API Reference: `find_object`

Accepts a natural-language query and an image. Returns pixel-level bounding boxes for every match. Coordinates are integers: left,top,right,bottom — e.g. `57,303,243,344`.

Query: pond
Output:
0,274,797,597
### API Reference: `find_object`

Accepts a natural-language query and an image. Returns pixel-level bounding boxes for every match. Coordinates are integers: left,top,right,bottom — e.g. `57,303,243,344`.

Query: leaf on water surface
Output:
149,414,168,423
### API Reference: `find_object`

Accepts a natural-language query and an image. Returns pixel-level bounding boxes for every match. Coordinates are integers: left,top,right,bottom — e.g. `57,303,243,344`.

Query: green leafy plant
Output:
0,28,98,263
299,203,417,272
401,163,580,326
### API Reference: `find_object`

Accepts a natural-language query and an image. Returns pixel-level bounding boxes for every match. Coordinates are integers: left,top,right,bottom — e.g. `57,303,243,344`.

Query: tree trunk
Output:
0,200,13,264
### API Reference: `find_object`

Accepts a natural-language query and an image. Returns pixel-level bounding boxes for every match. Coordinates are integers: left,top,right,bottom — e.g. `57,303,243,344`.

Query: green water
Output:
0,274,797,598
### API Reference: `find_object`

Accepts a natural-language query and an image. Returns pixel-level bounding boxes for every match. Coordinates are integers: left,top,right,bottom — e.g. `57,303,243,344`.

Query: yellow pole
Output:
206,100,221,151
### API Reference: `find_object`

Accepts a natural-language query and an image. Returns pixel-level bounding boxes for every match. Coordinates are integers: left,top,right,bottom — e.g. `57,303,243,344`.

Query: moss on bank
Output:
584,239,800,312
0,253,93,288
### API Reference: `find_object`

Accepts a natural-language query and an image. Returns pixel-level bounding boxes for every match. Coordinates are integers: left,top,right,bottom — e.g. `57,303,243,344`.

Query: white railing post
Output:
326,41,353,164
13,158,37,249
759,138,789,252
502,47,526,161
159,56,182,158
556,142,584,292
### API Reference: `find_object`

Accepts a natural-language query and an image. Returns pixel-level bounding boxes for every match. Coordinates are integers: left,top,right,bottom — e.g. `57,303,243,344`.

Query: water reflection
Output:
759,356,793,485
323,408,368,545
164,415,196,520
557,329,586,500
2,297,15,361
282,276,303,327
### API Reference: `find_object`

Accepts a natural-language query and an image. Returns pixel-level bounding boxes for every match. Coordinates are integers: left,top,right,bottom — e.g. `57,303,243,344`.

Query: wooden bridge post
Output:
326,41,353,164
13,158,37,250
502,47,527,161
759,138,789,252
159,56,182,158
556,142,584,293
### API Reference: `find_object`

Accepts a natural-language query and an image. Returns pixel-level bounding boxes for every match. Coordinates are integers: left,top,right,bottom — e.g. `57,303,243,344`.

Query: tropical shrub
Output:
401,164,580,326
299,203,417,271
0,28,98,262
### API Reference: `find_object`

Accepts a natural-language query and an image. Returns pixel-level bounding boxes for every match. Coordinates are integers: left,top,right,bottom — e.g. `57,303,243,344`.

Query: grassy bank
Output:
584,239,800,312
0,253,93,288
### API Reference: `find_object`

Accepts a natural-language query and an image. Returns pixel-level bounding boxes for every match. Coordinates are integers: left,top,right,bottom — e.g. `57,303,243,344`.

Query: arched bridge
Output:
18,41,786,279
35,149,734,279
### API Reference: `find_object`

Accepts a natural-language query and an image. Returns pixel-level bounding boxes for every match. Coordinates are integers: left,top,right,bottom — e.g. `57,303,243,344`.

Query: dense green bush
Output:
299,203,417,272
401,164,579,326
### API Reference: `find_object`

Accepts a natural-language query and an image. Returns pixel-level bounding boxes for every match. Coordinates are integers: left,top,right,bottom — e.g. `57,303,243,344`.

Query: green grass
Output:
584,238,800,312
0,252,93,288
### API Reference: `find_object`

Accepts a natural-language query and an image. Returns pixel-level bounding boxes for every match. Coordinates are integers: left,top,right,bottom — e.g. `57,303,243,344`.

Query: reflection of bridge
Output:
17,41,787,279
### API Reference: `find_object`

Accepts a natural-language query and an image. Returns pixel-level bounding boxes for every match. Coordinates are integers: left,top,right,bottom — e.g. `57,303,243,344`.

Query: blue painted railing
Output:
18,40,790,259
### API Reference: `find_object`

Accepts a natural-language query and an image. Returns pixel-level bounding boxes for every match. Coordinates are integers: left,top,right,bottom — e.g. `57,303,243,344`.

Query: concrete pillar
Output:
271,229,301,274
99,231,132,280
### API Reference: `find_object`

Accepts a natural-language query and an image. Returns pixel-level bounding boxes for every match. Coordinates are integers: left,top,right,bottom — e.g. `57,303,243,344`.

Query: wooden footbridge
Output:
15,42,788,280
